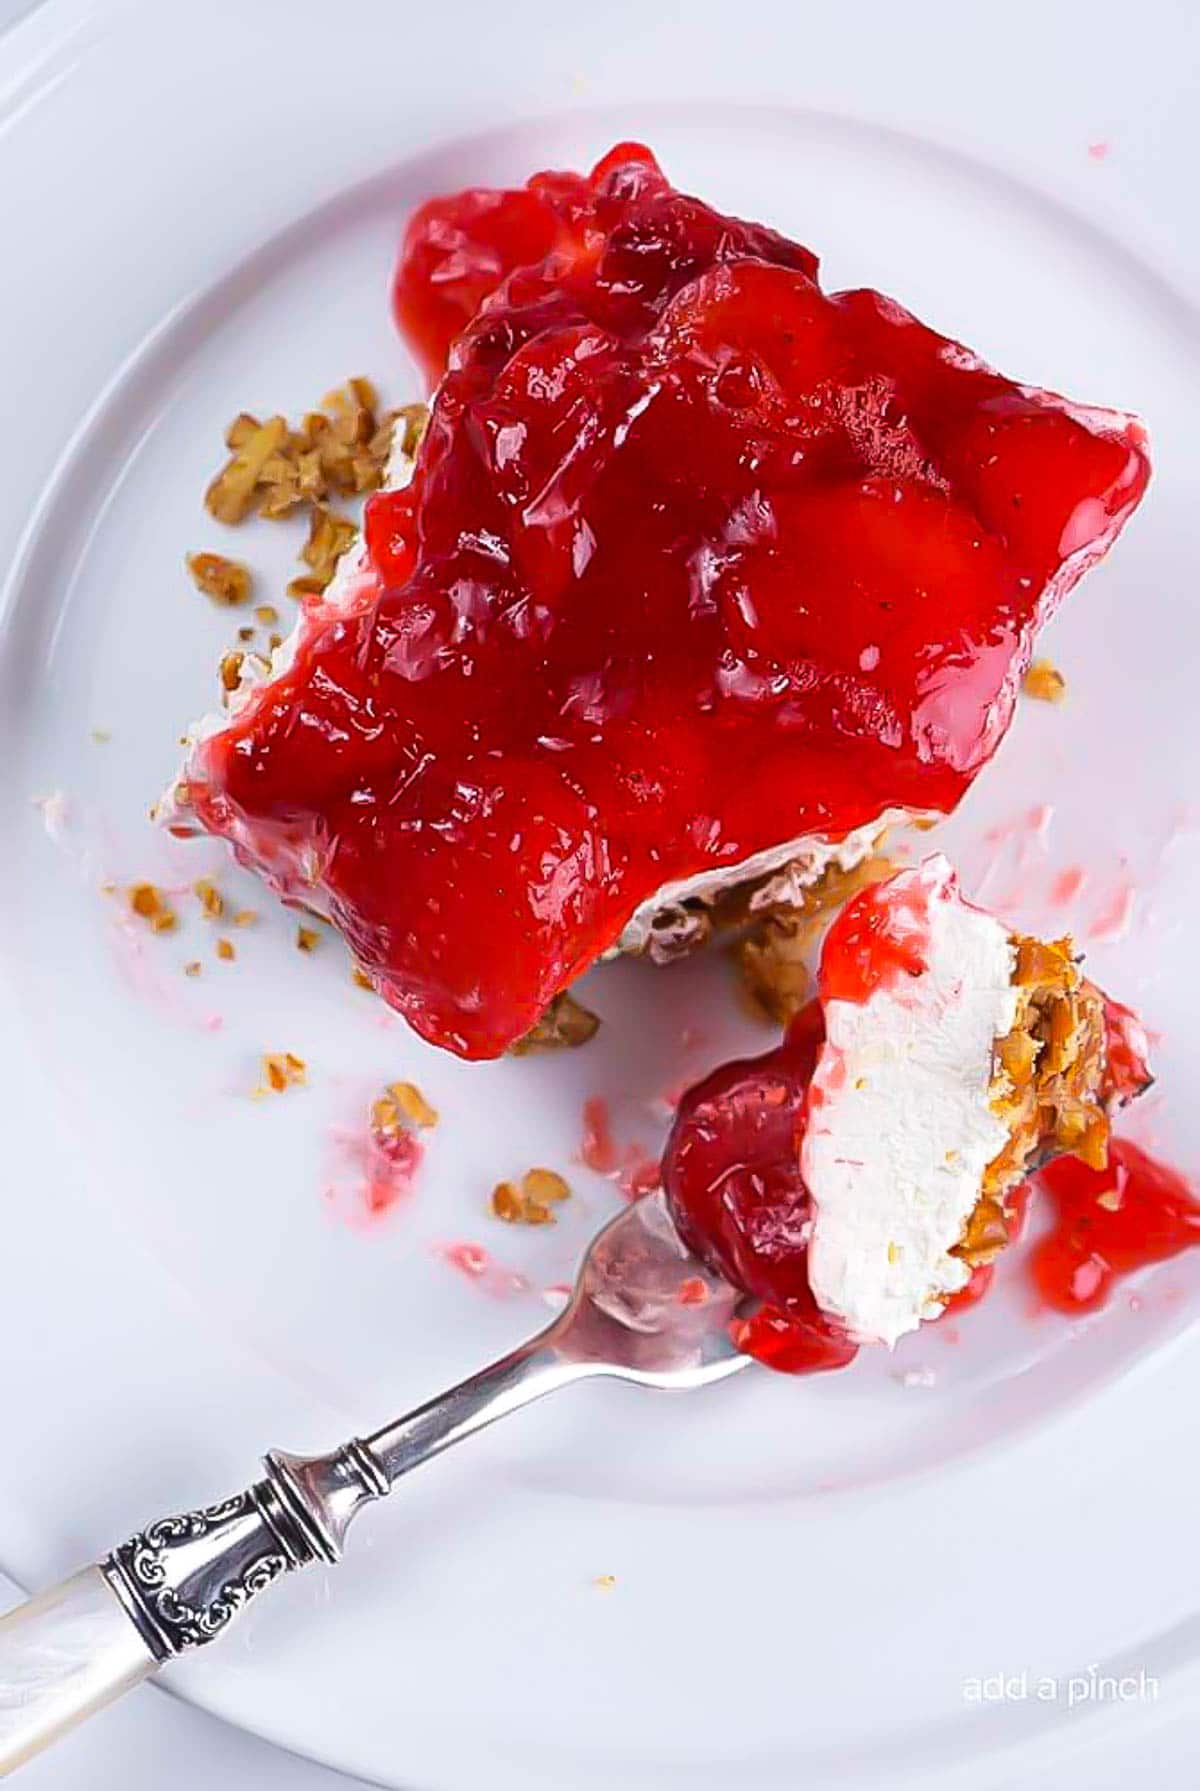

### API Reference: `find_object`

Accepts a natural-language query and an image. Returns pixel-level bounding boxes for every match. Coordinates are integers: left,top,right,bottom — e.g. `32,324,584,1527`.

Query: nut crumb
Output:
372,1080,438,1137
257,1051,307,1095
491,1166,571,1225
300,506,359,592
127,883,176,933
205,416,289,524
1022,658,1067,703
253,604,280,627
351,966,374,991
296,925,321,953
187,551,253,607
593,1575,617,1592
232,908,259,928
184,960,202,977
511,990,600,1054
205,386,420,539
193,877,224,919
215,937,236,961
219,650,245,694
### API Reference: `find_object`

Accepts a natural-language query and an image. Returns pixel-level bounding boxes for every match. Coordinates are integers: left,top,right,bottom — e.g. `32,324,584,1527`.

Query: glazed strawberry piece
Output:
180,144,1150,1059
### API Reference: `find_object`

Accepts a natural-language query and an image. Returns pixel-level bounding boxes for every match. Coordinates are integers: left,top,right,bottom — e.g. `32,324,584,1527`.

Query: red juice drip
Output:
1032,1140,1200,1313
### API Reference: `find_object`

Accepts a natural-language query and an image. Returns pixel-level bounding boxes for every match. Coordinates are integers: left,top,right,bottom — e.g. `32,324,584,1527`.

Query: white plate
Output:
1,2,1198,1787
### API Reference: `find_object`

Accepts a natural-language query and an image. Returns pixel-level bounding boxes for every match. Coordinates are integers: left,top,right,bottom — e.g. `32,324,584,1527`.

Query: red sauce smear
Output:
1032,1140,1200,1312
184,142,1150,1059
818,864,936,1004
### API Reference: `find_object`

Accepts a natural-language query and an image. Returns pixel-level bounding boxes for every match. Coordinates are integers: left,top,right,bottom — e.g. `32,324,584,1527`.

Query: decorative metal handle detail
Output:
101,1442,389,1662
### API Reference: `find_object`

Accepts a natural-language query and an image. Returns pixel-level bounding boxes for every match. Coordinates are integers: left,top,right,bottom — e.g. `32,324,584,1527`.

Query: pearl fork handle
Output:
0,1568,156,1773
0,1193,747,1775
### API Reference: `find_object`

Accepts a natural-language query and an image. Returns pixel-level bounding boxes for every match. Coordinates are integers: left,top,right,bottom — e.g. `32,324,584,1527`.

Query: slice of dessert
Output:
167,143,1150,1059
663,855,1153,1367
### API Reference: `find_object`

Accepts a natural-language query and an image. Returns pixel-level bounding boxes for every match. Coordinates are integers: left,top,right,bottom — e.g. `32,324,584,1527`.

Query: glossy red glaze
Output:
1031,1140,1200,1313
817,865,935,1004
662,1003,858,1372
185,144,1150,1058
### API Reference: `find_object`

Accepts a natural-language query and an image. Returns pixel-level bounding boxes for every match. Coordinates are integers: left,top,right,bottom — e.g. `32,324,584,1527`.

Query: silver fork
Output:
0,1192,750,1776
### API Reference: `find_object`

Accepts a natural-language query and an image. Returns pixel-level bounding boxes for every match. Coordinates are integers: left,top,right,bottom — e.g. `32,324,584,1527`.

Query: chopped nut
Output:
253,604,280,627
511,990,600,1054
351,965,374,991
287,575,327,601
205,415,288,523
523,1167,569,1205
1022,658,1067,703
183,960,202,977
218,650,245,694
390,1081,439,1129
187,551,253,607
232,908,259,928
193,877,224,919
258,1051,307,1095
372,1082,438,1136
225,412,261,450
300,507,359,590
127,882,176,933
734,915,812,1024
490,1166,572,1225
236,625,256,643
215,937,236,961
296,924,321,953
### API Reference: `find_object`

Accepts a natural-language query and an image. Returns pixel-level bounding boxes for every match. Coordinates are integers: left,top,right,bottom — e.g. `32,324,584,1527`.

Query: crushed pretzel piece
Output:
187,551,253,607
127,883,176,934
1022,658,1067,703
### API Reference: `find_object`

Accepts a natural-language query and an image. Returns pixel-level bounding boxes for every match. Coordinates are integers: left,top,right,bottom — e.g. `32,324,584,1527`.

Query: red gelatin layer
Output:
180,144,1150,1058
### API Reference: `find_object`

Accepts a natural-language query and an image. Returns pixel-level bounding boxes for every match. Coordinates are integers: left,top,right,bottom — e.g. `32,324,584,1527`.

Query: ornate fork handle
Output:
0,1334,588,1775
102,1436,389,1661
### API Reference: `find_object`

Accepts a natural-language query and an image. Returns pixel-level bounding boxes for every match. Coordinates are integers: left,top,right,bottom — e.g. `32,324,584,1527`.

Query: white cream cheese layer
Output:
803,856,1018,1348
615,809,914,958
